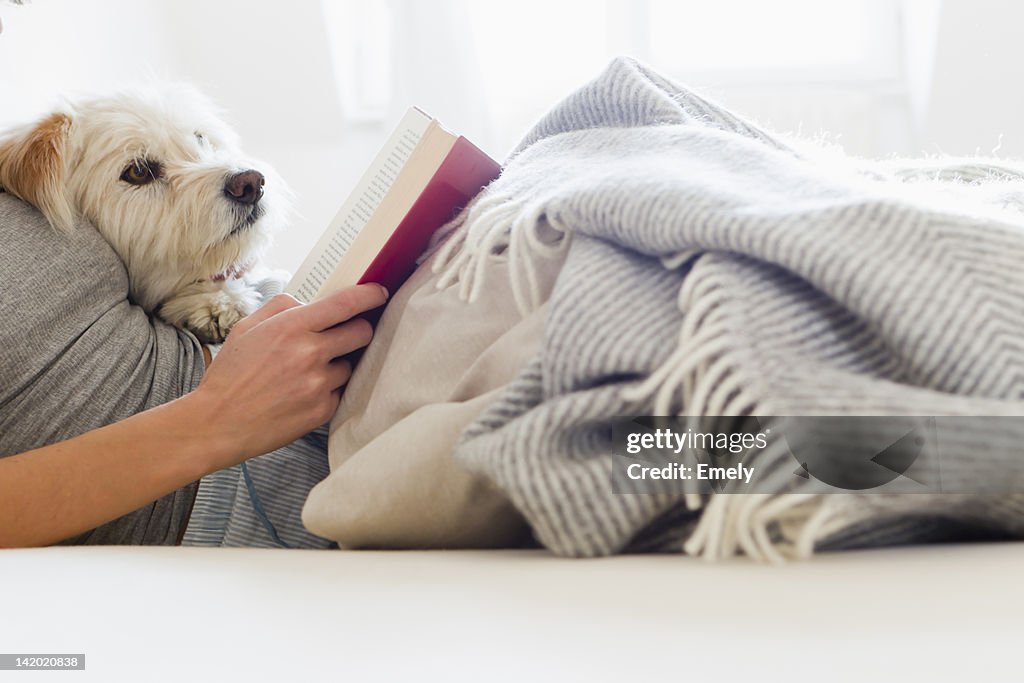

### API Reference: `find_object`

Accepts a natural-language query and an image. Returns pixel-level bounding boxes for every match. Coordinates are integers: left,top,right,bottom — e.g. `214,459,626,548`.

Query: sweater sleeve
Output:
0,193,205,545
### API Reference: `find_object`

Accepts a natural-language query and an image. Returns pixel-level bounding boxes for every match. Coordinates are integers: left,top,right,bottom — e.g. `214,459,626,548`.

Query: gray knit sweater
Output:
0,192,204,544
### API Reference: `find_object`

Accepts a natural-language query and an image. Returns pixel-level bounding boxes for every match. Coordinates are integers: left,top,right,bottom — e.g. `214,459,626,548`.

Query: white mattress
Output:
1,544,1021,682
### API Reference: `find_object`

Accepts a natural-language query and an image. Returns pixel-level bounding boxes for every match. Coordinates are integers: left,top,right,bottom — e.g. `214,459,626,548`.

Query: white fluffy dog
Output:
0,85,286,342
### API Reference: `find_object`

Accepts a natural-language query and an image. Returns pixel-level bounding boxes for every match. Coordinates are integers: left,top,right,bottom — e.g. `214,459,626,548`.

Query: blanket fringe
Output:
621,254,833,562
431,192,571,317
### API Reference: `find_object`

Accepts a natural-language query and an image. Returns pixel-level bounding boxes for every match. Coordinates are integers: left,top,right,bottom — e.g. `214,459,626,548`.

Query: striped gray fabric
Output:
182,426,333,548
438,57,1024,561
182,275,334,549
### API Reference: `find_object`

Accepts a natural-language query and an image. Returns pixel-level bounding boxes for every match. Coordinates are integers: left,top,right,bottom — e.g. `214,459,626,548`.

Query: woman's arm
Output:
0,284,388,548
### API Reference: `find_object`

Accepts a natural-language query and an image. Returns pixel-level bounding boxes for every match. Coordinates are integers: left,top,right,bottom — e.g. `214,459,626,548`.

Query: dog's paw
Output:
184,294,256,343
161,284,261,344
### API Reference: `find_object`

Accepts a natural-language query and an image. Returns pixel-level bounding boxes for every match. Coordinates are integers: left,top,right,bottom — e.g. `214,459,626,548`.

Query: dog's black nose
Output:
224,170,265,205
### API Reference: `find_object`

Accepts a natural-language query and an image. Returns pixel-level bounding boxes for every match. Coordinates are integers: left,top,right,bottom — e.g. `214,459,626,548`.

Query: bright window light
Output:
649,0,886,73
321,0,394,122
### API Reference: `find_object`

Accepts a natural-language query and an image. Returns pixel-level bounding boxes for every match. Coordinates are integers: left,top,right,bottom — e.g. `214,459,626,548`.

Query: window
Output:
465,0,917,156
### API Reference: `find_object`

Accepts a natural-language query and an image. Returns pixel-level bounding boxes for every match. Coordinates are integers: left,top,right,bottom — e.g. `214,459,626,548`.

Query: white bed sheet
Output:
1,544,1020,682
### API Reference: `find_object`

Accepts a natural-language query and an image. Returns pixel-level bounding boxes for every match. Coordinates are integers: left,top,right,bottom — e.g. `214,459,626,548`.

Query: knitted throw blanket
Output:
434,58,1024,561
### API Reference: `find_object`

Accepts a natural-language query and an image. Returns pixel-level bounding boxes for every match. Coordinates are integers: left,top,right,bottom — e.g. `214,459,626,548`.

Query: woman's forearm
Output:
0,392,230,548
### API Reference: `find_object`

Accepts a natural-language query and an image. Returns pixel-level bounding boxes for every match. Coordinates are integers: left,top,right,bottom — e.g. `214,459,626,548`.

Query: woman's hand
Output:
188,284,389,471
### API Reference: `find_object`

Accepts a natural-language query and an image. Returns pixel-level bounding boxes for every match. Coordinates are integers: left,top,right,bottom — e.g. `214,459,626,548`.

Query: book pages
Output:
286,108,432,302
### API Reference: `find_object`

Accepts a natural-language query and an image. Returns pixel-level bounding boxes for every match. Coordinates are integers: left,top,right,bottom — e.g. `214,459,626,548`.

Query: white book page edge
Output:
285,108,432,302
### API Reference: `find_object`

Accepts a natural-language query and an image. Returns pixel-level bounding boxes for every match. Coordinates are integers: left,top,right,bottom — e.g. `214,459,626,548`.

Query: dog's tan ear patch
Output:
0,112,75,231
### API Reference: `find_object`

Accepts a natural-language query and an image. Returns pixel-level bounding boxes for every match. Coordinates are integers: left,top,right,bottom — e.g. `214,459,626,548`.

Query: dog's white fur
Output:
0,84,286,342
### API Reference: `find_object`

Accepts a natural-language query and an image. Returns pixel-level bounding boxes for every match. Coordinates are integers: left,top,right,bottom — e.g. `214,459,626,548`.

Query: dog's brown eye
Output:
120,160,159,186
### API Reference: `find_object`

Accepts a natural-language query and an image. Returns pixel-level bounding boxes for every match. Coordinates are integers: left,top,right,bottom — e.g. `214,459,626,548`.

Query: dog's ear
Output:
0,112,75,231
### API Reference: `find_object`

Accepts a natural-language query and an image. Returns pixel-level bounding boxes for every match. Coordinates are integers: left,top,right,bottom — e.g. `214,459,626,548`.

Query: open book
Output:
286,108,501,303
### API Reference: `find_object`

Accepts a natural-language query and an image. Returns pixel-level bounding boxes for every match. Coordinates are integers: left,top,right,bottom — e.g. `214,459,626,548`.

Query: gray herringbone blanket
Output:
434,58,1024,561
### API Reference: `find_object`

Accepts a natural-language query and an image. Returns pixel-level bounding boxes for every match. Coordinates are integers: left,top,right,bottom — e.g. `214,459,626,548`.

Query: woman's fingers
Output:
252,293,303,321
298,284,388,332
319,317,375,359
230,293,302,336
327,358,353,391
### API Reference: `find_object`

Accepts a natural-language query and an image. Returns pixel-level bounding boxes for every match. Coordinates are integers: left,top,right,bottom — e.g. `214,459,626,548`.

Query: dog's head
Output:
0,84,288,309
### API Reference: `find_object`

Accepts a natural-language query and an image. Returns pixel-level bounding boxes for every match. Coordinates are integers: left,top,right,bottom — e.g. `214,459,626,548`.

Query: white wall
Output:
924,0,1024,156
0,0,173,122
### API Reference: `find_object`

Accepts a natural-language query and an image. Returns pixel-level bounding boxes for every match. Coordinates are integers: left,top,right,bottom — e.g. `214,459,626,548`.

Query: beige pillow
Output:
302,249,562,548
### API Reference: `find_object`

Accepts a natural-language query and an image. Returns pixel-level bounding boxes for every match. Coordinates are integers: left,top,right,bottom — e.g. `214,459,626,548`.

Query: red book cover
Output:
357,137,502,294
